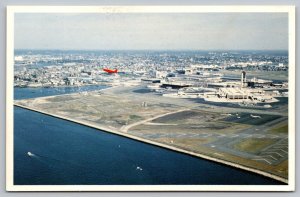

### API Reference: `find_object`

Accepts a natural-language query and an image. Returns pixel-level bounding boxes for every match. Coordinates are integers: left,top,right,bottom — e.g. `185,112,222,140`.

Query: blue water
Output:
14,86,283,185
14,85,107,100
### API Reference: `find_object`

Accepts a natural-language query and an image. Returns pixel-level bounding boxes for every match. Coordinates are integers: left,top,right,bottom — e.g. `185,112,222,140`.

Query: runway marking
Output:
214,153,223,157
252,158,272,164
273,145,288,148
202,134,212,138
262,155,278,161
217,134,226,138
253,134,265,138
189,133,199,137
242,134,252,138
264,152,283,157
268,135,279,139
269,148,288,154
159,134,168,137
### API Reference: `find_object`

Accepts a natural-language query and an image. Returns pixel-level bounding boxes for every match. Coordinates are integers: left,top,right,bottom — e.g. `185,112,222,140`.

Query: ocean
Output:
13,86,283,185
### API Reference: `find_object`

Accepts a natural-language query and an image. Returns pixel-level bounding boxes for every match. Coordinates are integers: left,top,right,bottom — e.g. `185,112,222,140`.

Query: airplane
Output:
103,68,118,74
250,114,261,119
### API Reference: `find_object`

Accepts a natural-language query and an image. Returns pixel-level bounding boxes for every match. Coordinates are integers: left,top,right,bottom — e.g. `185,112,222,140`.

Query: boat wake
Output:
27,151,36,157
136,166,143,171
26,151,87,169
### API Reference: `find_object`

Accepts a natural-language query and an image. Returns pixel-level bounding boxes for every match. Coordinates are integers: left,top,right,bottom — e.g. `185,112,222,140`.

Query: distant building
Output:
241,71,247,88
156,71,168,79
219,87,248,99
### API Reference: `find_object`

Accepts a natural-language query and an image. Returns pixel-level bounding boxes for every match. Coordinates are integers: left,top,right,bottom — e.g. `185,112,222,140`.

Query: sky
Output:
14,13,288,50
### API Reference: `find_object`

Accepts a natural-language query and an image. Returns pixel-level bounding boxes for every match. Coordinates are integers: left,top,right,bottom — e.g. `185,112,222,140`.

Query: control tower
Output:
241,71,247,88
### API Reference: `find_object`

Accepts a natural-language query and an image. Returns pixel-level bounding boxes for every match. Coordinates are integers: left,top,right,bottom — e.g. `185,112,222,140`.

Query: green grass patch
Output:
270,124,288,134
233,138,276,153
129,115,142,120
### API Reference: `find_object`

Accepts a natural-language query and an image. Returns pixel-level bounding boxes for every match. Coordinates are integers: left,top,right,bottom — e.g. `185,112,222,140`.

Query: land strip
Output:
14,85,289,183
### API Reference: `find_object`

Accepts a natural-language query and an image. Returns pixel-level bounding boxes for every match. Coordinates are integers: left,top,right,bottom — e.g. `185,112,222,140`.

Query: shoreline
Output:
13,103,288,184
14,83,109,89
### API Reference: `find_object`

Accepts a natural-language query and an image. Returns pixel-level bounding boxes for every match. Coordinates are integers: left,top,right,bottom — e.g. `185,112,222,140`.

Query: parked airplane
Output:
250,114,261,119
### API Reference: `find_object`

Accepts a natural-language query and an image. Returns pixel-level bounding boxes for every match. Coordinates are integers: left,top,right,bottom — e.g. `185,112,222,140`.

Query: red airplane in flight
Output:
103,68,118,74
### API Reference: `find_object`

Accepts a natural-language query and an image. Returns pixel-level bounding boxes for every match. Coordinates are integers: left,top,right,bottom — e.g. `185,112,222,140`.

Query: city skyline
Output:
15,13,288,51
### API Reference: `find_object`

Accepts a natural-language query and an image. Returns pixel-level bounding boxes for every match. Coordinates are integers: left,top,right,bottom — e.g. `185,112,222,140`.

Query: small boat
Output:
27,152,34,157
136,166,143,171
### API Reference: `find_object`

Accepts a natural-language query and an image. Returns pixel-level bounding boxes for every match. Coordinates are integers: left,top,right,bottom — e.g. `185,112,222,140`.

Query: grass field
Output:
269,124,288,134
233,138,276,154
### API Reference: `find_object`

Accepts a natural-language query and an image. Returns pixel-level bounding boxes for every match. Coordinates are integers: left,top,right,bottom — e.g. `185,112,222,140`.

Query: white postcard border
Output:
6,5,296,192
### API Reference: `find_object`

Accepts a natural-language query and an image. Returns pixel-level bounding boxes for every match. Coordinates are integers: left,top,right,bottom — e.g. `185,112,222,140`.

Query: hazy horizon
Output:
14,49,289,52
15,13,288,51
